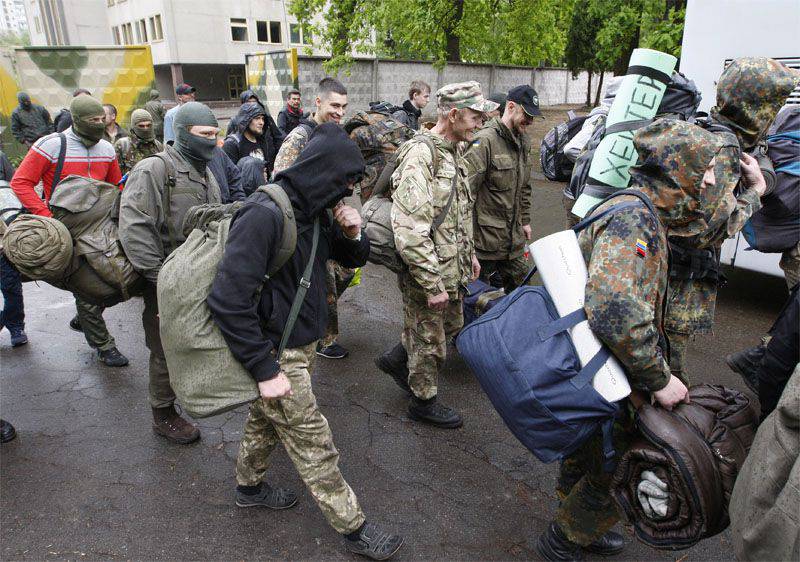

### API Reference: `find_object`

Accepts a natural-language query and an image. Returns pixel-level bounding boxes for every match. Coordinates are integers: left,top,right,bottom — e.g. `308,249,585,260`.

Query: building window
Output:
256,20,281,44
230,18,248,42
34,16,41,34
289,23,311,45
149,14,163,41
112,26,121,45
121,22,133,45
228,72,245,99
107,0,114,6
136,19,148,42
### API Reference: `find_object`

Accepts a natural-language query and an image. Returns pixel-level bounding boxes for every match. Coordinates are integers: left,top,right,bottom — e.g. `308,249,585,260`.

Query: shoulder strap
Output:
46,133,67,200
147,152,179,253
255,183,298,277
277,217,320,357
422,135,454,233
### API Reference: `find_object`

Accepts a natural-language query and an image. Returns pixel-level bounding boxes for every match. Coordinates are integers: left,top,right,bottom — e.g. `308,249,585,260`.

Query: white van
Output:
680,0,800,276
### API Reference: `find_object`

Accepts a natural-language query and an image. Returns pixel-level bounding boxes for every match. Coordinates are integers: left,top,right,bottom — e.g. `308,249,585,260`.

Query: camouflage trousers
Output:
562,193,581,229
322,261,356,347
235,342,365,534
555,415,634,546
398,273,464,401
478,253,534,295
780,242,800,289
666,329,690,382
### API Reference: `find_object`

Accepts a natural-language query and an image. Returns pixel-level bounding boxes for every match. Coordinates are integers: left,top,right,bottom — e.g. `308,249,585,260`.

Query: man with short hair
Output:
119,101,221,444
392,80,430,130
144,89,166,142
378,82,495,428
277,89,307,135
223,102,279,176
114,109,163,175
54,88,91,133
103,104,128,144
11,92,52,148
11,95,129,367
465,85,539,294
273,77,354,360
163,83,196,144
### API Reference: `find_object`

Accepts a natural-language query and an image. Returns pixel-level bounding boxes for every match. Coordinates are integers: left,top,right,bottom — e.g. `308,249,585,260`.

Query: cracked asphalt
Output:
1,177,788,561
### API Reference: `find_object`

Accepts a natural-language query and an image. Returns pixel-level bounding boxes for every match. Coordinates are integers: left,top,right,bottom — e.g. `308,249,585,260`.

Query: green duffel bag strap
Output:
277,217,320,358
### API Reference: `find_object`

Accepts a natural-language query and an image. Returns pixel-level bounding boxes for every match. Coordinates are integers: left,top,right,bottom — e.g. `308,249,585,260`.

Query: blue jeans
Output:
0,254,24,332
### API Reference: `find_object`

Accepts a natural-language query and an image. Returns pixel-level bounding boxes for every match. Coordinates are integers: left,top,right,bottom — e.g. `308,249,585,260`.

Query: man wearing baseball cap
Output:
464,84,541,293
376,81,497,428
163,83,196,144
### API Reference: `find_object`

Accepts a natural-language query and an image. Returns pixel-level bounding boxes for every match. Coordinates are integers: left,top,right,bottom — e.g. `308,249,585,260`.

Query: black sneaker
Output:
9,328,28,347
69,316,83,332
1,419,16,443
98,347,130,367
316,341,349,359
408,398,463,429
235,482,298,510
345,522,404,560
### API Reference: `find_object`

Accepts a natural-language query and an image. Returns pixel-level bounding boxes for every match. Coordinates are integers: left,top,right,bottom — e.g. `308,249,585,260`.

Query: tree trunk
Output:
585,71,592,107
445,0,464,62
594,71,605,106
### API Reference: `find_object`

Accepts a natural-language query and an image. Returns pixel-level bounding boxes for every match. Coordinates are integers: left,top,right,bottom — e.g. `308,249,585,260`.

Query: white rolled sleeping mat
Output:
530,230,632,402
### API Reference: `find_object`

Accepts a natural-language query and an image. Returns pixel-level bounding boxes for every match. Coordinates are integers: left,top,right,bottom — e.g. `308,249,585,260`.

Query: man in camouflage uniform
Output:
144,89,166,142
465,85,538,294
273,77,356,360
377,82,496,428
667,58,799,381
537,119,731,561
114,109,163,175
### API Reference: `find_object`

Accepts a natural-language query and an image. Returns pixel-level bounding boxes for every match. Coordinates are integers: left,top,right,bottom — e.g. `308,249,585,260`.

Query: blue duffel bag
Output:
456,284,620,468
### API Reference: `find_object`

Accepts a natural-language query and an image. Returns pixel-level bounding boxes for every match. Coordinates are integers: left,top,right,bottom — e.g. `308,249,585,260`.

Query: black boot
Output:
1,419,17,443
536,522,584,562
408,397,462,429
375,343,411,395
726,343,766,393
584,530,625,556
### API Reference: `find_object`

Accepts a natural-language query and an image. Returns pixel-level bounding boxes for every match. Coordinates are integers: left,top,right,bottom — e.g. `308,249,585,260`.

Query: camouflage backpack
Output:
343,108,415,202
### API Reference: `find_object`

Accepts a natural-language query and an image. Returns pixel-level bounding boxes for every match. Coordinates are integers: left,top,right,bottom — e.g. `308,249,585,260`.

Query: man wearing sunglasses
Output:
465,85,540,294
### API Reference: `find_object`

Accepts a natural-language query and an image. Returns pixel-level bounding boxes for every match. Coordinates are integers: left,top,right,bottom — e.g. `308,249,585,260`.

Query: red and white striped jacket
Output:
11,128,123,217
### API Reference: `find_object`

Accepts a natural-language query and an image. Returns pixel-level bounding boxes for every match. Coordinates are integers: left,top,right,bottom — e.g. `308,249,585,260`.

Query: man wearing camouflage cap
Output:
376,81,496,428
114,109,163,175
465,84,541,293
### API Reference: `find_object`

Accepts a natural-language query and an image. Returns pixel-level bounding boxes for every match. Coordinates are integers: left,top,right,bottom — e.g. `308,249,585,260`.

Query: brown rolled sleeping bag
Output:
1,214,73,280
611,384,758,550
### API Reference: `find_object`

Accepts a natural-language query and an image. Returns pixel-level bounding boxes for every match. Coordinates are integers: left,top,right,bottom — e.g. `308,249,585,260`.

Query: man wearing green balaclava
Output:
70,95,108,147
114,109,163,175
119,101,222,445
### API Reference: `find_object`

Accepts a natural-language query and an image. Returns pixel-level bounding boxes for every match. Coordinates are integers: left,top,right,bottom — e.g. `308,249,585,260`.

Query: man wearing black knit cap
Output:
208,122,403,561
120,101,221,444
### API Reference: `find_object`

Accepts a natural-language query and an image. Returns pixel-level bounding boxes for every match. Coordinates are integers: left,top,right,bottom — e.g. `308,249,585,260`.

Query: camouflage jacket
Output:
272,120,313,175
391,129,475,297
464,117,532,260
114,136,163,176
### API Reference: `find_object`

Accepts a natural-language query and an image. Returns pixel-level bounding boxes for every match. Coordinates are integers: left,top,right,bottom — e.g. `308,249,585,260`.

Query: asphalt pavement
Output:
1,175,788,561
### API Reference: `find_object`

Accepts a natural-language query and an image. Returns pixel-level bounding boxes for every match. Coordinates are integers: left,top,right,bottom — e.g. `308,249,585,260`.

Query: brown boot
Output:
152,405,200,444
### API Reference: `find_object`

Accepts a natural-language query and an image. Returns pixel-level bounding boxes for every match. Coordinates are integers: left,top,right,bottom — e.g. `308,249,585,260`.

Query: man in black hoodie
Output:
207,123,403,560
223,101,282,176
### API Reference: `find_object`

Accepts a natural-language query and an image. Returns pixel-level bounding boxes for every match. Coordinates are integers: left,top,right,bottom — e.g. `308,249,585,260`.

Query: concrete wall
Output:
295,57,614,113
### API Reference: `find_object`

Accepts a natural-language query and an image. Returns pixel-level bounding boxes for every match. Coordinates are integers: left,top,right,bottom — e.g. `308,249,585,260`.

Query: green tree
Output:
0,31,30,48
564,0,604,105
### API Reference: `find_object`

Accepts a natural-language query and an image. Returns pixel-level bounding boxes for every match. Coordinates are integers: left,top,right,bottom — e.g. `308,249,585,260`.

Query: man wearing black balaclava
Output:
120,101,222,445
10,92,52,147
207,123,403,561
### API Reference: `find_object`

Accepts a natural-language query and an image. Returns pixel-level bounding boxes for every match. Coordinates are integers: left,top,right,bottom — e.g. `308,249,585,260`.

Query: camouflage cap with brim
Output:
437,81,499,113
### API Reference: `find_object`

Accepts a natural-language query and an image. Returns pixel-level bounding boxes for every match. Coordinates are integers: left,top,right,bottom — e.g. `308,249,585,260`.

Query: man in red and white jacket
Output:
11,94,129,367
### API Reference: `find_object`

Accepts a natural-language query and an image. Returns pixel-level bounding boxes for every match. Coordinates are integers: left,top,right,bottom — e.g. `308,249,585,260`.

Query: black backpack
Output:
540,111,589,182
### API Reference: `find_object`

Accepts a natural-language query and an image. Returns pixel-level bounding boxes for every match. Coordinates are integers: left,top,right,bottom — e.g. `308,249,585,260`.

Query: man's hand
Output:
652,375,690,411
258,371,293,400
740,153,767,196
334,204,362,239
522,224,532,241
427,291,449,311
471,255,481,281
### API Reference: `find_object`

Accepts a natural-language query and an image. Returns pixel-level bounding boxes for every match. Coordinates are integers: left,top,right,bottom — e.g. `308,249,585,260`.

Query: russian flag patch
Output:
636,239,648,258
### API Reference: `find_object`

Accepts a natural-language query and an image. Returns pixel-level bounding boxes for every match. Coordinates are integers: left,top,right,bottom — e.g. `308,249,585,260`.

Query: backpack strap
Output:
145,152,179,254
277,217,320,358
46,133,67,201
255,183,298,278
413,134,455,233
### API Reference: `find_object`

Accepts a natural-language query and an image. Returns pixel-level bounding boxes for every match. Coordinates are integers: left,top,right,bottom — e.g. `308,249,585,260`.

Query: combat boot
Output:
536,522,584,561
584,530,625,556
725,343,766,393
152,405,200,444
375,343,411,395
408,397,462,429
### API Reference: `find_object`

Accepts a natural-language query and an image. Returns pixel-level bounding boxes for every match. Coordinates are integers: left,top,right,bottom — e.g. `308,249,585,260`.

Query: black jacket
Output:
392,99,422,130
223,101,283,174
227,90,284,150
208,147,246,203
208,122,368,382
277,105,308,135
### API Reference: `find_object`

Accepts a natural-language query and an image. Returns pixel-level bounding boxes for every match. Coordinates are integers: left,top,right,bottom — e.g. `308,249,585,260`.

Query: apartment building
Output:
1,0,27,33
24,0,110,45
